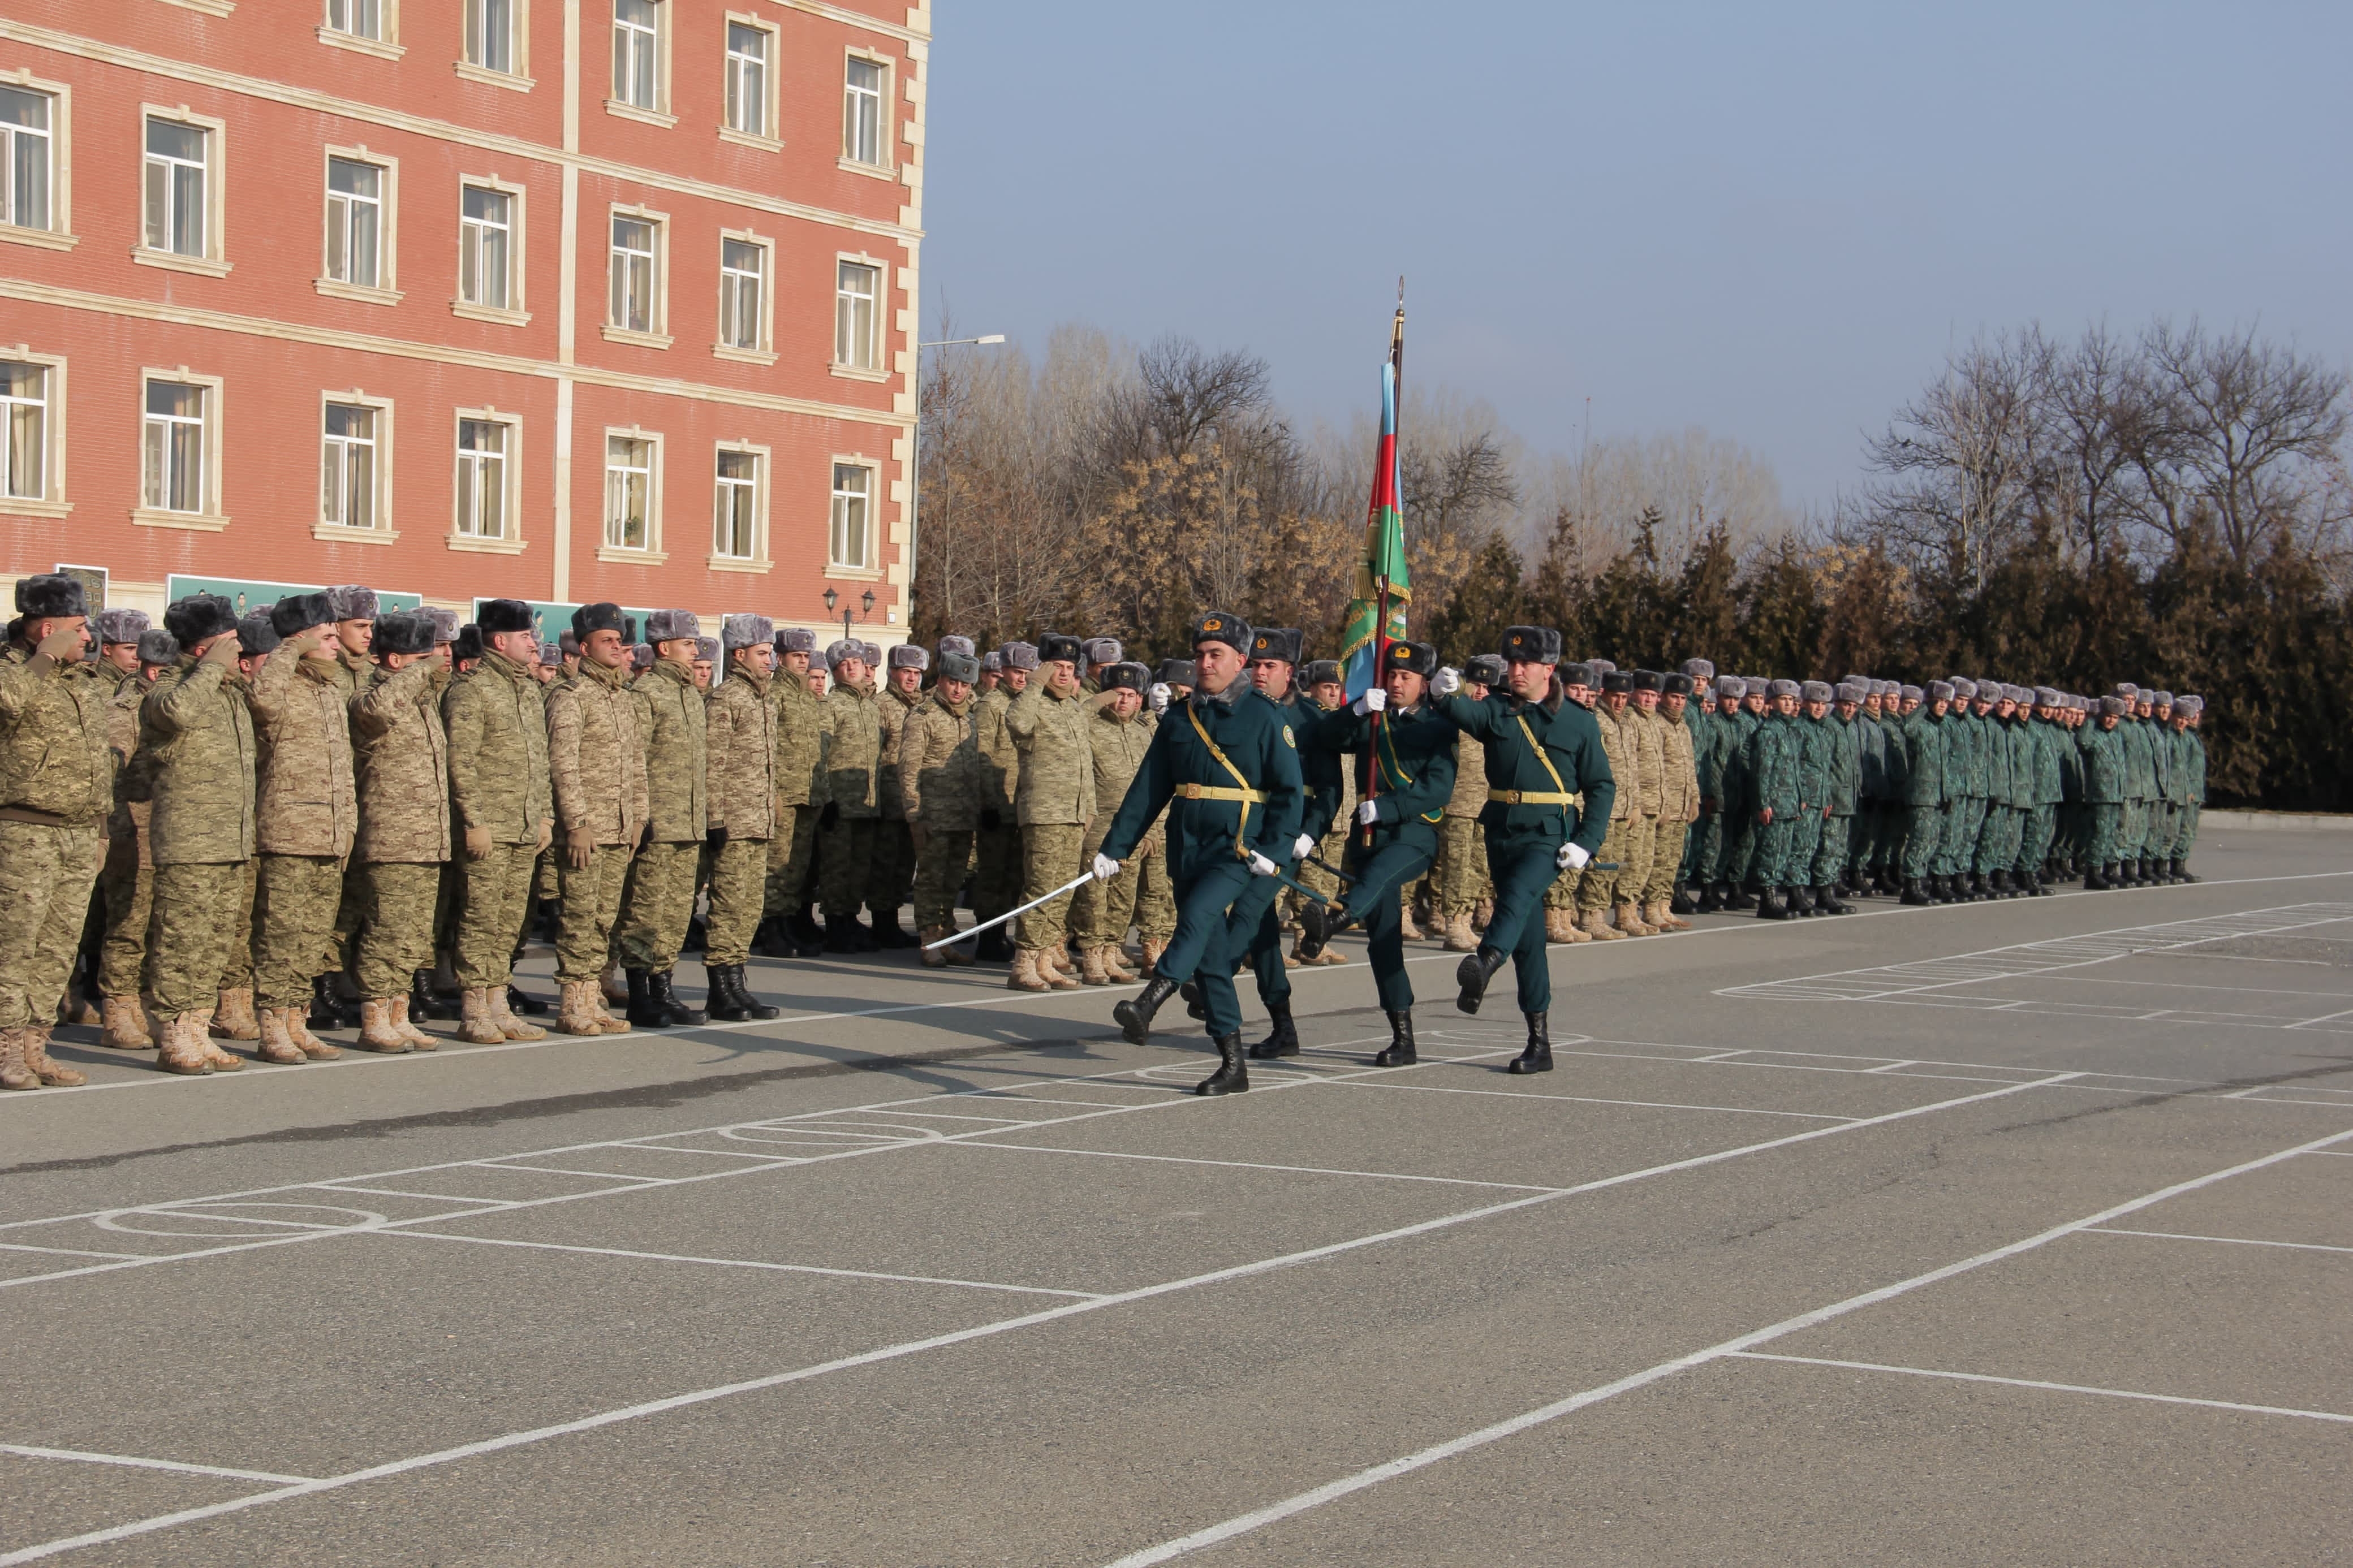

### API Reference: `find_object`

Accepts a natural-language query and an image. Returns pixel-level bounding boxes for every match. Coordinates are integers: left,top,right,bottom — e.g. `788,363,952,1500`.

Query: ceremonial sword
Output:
924,870,1096,952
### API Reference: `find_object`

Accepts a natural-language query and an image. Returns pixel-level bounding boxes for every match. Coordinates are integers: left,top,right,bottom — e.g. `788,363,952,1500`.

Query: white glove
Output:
1352,688,1387,715
1557,841,1591,872
1092,852,1119,882
1292,833,1316,862
1356,799,1380,826
1431,667,1462,697
1248,852,1279,878
1147,683,1170,714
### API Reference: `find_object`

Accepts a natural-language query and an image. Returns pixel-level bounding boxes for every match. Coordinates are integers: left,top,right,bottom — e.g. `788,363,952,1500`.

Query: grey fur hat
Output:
692,636,719,663
1928,680,1956,704
420,604,461,645
1800,680,1834,703
1680,658,1714,681
326,584,378,621
859,640,883,667
630,642,654,672
2114,682,2140,700
1583,656,1615,678
1100,660,1150,693
981,651,1001,672
2100,694,2128,716
94,608,150,645
937,634,976,660
1559,661,1596,689
372,612,436,659
645,609,701,643
2152,690,2174,706
1900,684,1924,702
1714,676,1746,699
1835,681,1869,703
1768,679,1800,699
721,614,773,650
2177,694,2203,714
775,627,816,655
136,629,179,666
1947,677,1976,700
999,640,1039,672
887,643,929,671
1081,636,1123,669
824,638,863,667
2033,686,2061,707
1464,654,1509,688
236,611,280,656
13,573,87,619
1153,657,1195,687
937,651,981,684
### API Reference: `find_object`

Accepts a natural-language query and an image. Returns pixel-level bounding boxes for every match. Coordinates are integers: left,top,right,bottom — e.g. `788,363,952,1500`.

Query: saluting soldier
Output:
94,619,169,1049
817,640,884,951
344,612,455,1054
1005,633,1097,992
869,643,930,947
1097,612,1304,1096
546,603,649,1036
441,599,553,1043
759,627,827,958
968,641,1035,962
902,649,989,967
1070,660,1158,984
613,610,709,1027
700,615,783,1021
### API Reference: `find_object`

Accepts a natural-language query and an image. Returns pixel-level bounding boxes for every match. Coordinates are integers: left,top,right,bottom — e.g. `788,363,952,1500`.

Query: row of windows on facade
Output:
0,88,886,370
0,362,879,572
322,0,893,155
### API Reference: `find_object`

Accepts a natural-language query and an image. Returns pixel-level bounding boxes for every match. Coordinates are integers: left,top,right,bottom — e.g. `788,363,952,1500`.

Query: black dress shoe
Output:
1115,975,1178,1045
1455,948,1506,1016
1507,1010,1553,1074
1248,1000,1299,1059
1196,1033,1249,1096
1374,1010,1416,1067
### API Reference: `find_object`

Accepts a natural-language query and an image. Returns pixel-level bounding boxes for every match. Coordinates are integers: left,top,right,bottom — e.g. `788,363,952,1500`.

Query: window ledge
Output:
712,344,777,366
451,299,532,327
718,127,782,154
596,545,669,565
155,0,235,14
132,507,230,532
707,555,773,574
317,26,404,59
316,278,403,306
455,62,534,92
314,523,400,544
837,156,897,181
825,564,884,581
601,325,674,350
3,498,75,520
448,534,528,554
605,100,676,129
0,224,78,253
132,248,231,278
830,362,891,383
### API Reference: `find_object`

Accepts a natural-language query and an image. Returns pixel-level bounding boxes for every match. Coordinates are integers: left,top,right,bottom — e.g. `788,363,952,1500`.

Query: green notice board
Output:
166,576,423,617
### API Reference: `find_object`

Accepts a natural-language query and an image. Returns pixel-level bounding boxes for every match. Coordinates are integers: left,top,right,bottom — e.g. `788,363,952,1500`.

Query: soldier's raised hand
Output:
200,634,242,668
283,626,329,658
35,623,86,662
1430,666,1462,697
1147,683,1170,714
1352,688,1386,716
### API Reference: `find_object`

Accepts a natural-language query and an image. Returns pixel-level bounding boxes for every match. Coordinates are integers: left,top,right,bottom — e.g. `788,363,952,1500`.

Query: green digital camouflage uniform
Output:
1899,705,1946,880
141,656,260,1017
616,657,708,971
818,677,883,922
444,649,553,988
703,660,778,967
548,658,649,983
0,642,113,1030
1810,711,1860,887
900,686,986,931
2079,716,2127,866
1005,676,1097,953
352,660,453,1000
1744,711,1803,888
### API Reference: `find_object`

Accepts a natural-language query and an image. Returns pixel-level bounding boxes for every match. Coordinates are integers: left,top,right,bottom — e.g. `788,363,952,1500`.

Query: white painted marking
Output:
0,1445,314,1486
2090,1227,2353,1256
954,1143,1566,1193
0,1242,145,1260
378,1231,1104,1298
1864,1060,1919,1073
1730,1351,2353,1424
1320,1079,1858,1121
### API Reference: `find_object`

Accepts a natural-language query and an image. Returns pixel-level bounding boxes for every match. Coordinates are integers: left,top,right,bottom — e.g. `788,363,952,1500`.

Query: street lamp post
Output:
910,332,1005,631
822,585,877,643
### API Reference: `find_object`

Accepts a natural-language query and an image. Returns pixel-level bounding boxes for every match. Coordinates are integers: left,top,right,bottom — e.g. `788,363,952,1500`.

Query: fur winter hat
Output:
269,591,335,638
2033,686,2061,707
1601,670,1634,694
236,612,280,656
1630,669,1664,693
1188,612,1249,656
887,643,929,671
1464,654,1509,688
775,627,816,655
573,602,626,638
2099,694,2128,716
163,594,238,648
1765,679,1799,700
937,652,981,684
1583,655,1615,679
326,584,378,621
558,630,580,658
1665,672,1696,698
420,606,462,645
1714,676,1746,700
477,598,535,636
1099,660,1149,693
2152,690,2174,707
1299,658,1343,687
1037,633,1083,666
1154,658,1195,687
1899,684,1923,702
1800,680,1834,703
454,625,484,663
1502,626,1563,665
1000,640,1040,671
372,612,437,658
1946,677,1976,701
13,573,87,620
1557,662,1595,689
1680,658,1714,681
721,614,773,651
1383,642,1438,679
1081,637,1123,669
1835,681,1869,703
692,636,719,663
1927,680,1955,703
1246,627,1303,666
980,651,1001,672
629,642,654,672
824,639,863,668
644,609,701,643
94,608,149,645
136,629,179,666
936,634,976,660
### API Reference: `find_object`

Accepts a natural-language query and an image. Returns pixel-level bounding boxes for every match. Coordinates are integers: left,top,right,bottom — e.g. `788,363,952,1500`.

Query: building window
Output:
843,55,884,166
829,461,872,571
835,260,879,371
460,184,513,309
724,21,767,137
455,416,509,538
143,118,208,258
719,237,764,351
142,380,207,515
1,360,45,500
612,0,661,111
326,0,382,40
321,402,378,529
0,85,53,232
609,214,656,332
713,448,758,560
464,0,514,72
324,157,383,288
605,434,654,550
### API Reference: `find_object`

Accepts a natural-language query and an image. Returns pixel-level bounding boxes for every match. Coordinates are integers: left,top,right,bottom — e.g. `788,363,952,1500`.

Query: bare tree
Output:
1856,331,2049,589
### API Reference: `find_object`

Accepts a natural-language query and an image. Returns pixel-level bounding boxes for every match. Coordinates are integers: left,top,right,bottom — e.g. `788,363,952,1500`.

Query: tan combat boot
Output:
155,1014,212,1075
100,996,154,1049
557,981,607,1036
941,928,976,968
600,962,630,1007
454,988,505,1046
1614,901,1658,937
20,1026,87,1087
1579,908,1626,941
1006,949,1049,992
1543,907,1574,944
283,1003,343,1060
1399,902,1425,941
63,979,100,1027
487,988,545,1043
1442,911,1478,952
1646,899,1690,932
1042,946,1080,990
1,1028,42,1091
393,995,438,1051
209,987,260,1040
199,1023,245,1070
919,925,951,969
252,1007,308,1065
1078,946,1113,986
1140,936,1167,973
355,998,413,1053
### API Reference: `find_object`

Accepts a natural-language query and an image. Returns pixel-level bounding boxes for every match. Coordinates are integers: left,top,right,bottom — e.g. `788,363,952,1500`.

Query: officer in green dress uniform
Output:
1234,627,1341,1060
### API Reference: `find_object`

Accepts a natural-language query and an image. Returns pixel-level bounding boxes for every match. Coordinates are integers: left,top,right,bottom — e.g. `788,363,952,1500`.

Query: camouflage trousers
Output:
704,835,770,966
555,843,632,983
868,820,915,917
97,836,153,999
1016,823,1087,952
971,821,1024,926
2141,801,2177,859
764,804,821,917
1647,817,1689,902
357,861,441,999
1809,814,1852,885
1432,817,1490,916
1901,805,1943,880
2085,803,2124,866
1577,815,1652,910
454,841,536,988
818,816,876,921
2019,805,2057,875
617,840,701,971
217,858,258,991
1072,819,1163,947
253,853,347,1010
912,827,977,930
0,820,101,1030
147,861,246,1017
1973,806,2022,876
532,846,561,904
2172,802,2201,858
1131,828,1176,941
1749,815,1798,888
1789,809,1823,885
329,854,370,977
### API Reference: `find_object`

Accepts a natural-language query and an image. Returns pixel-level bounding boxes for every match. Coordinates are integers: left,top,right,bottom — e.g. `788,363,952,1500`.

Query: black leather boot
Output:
1195,1033,1249,1096
1755,887,1786,920
824,918,863,954
1789,884,1818,917
2102,862,2124,889
507,983,547,1016
1724,884,1757,910
411,969,459,1021
624,969,661,1027
1292,903,1338,962
2174,857,2198,884
705,964,778,1022
788,908,825,953
1115,975,1178,1045
1989,869,2012,897
1901,877,1933,906
2082,863,2108,890
867,906,917,949
974,927,1014,963
1248,999,1300,1059
647,969,705,1027
1509,1011,1553,1074
1181,979,1208,1020
1669,882,1697,917
1695,883,1725,914
1376,1010,1417,1067
1455,948,1507,1016
311,974,350,1030
1815,884,1850,914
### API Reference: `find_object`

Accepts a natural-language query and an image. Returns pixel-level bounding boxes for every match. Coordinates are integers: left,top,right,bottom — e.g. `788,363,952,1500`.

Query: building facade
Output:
0,0,926,642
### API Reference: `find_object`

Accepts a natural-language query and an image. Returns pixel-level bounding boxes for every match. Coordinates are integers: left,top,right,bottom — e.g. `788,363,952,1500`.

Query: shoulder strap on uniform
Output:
1187,702,1255,859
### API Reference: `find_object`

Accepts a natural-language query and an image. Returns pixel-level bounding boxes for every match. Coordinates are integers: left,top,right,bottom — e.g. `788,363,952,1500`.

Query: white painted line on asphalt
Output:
2089,1227,2353,1256
376,1231,1107,1298
1316,1079,1859,1121
1089,1117,2353,1568
464,1164,673,1184
951,1143,1568,1193
2286,1004,2353,1030
0,1445,316,1486
0,1074,2078,1565
2059,974,2353,1000
1864,1060,1919,1073
0,1242,145,1260
1729,1351,2353,1424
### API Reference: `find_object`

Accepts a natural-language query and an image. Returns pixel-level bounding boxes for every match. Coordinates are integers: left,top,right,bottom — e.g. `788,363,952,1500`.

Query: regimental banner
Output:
165,574,423,617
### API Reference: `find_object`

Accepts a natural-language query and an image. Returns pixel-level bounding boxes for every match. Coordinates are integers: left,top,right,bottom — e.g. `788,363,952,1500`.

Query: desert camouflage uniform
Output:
703,662,777,967
324,647,380,974
1071,697,1160,947
0,643,112,1031
900,687,986,930
1650,707,1699,904
97,664,160,1000
870,681,921,921
445,650,553,988
970,683,1024,930
1433,723,1492,917
354,660,453,999
818,678,882,921
1575,705,1641,912
141,657,259,1017
548,658,648,983
1005,677,1096,952
247,650,359,1013
764,664,828,920
615,658,708,971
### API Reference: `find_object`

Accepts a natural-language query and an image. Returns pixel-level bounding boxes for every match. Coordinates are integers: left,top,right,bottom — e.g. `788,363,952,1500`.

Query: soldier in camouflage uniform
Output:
968,641,1035,962
1690,676,1744,909
1618,671,1669,934
613,610,708,1027
343,612,453,1055
1128,659,1191,966
1071,661,1158,983
439,598,553,1044
1807,682,1866,914
759,627,827,958
547,603,649,1035
1432,656,1499,951
902,650,988,966
1575,669,1644,939
700,615,783,1021
868,643,927,947
818,640,884,951
318,585,380,1025
1005,633,1097,992
1783,681,1837,917
1646,672,1699,931
93,617,166,1048
0,576,111,1090
61,609,145,1029
1743,680,1804,918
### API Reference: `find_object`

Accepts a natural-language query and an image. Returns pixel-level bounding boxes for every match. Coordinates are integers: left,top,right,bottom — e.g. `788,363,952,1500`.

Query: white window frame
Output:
831,253,886,380
606,0,674,127
719,14,779,150
318,391,396,542
0,346,68,518
319,0,404,59
318,145,400,305
0,72,72,251
136,106,229,277
450,406,527,553
602,202,671,348
709,439,769,570
840,49,891,172
600,426,666,563
133,365,227,532
714,228,773,364
458,0,532,89
828,457,878,574
454,175,528,325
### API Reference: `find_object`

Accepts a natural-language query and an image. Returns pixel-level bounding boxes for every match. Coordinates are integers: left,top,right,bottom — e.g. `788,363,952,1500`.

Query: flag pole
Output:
1364,280,1405,847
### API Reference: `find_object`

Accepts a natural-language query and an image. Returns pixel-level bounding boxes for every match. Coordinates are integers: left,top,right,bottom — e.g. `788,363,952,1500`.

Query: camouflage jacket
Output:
1443,725,1489,818
972,683,1020,810
1084,698,1156,827
1005,677,1097,827
1625,706,1667,815
1657,705,1700,820
705,666,778,841
106,666,158,864
443,649,551,845
822,680,883,817
636,658,708,843
247,650,358,859
774,666,827,807
546,657,649,848
142,657,258,864
1592,706,1637,822
877,681,922,819
0,641,113,827
899,689,987,831
352,659,451,863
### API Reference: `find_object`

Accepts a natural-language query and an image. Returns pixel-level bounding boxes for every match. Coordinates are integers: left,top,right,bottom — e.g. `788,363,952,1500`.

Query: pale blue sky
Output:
921,1,2352,510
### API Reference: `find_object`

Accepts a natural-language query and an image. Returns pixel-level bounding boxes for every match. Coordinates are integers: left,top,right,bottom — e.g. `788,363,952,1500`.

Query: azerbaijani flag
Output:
1339,352,1410,701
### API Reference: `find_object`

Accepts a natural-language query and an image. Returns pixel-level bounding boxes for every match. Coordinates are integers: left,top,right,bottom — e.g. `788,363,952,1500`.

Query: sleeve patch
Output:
1282,725,1295,749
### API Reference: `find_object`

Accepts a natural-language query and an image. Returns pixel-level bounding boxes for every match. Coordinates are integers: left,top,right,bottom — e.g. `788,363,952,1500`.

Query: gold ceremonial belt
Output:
1489,789,1576,805
1176,784,1267,803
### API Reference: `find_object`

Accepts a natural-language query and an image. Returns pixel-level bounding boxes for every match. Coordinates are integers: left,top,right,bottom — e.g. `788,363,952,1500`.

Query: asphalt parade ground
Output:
4,827,2351,1565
